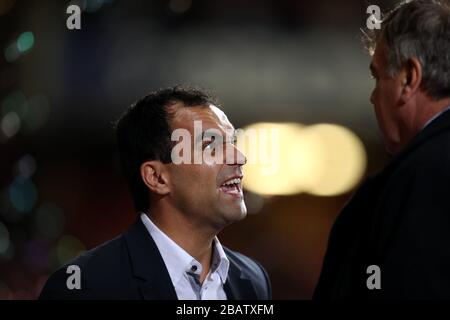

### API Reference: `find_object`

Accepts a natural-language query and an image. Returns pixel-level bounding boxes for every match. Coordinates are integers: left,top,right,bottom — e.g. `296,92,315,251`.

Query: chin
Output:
223,206,248,224
385,141,402,155
237,208,248,220
236,201,248,217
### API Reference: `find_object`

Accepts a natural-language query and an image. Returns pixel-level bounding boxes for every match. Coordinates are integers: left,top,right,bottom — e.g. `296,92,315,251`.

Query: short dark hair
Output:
115,86,215,212
364,0,450,99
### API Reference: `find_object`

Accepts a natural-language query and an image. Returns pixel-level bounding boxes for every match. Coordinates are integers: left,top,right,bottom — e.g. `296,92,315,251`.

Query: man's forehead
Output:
170,104,234,130
209,105,229,123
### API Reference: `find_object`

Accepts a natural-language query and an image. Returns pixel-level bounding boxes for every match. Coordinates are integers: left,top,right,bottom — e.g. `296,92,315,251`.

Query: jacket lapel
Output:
224,255,258,300
124,217,258,300
123,218,178,300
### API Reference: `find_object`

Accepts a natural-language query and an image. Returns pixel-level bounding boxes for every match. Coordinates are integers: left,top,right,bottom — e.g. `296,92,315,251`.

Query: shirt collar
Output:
422,105,450,130
211,237,230,284
140,213,229,286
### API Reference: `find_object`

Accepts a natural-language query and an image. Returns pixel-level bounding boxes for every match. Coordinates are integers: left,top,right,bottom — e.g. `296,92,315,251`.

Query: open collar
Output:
123,217,256,300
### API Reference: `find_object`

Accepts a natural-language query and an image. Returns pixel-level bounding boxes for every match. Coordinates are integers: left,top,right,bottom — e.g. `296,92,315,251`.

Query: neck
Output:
145,200,218,283
415,97,450,131
398,96,450,151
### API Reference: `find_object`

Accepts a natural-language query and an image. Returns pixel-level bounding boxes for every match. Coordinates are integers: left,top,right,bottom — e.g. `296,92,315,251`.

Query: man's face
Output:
370,42,405,154
166,104,247,230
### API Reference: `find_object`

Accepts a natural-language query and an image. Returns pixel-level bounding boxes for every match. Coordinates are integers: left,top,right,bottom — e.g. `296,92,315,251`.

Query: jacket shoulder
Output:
403,126,450,168
39,234,135,299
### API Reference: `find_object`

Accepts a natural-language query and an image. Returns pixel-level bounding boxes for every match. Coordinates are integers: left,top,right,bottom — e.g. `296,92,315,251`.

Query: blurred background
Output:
0,0,398,299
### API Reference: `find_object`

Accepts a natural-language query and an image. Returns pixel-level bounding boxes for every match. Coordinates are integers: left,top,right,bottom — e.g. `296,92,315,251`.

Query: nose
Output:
225,144,247,166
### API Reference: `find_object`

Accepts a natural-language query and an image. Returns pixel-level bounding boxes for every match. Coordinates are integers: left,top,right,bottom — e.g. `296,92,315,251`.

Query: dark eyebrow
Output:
195,130,219,144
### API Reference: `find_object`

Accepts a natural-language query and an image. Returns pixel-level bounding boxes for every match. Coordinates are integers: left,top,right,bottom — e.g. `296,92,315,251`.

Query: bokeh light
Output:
8,176,38,213
239,122,367,196
303,124,367,196
4,42,20,63
34,203,65,240
1,111,21,138
0,242,15,260
14,154,37,179
16,31,34,53
56,235,86,266
238,123,306,196
2,91,27,117
3,31,34,63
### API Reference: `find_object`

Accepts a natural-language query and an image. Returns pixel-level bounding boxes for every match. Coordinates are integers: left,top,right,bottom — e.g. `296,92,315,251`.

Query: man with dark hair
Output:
314,0,450,299
39,87,271,300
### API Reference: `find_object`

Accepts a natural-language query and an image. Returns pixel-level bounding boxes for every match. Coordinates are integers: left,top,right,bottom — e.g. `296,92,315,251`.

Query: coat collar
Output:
386,107,450,172
223,252,258,300
123,218,257,300
365,107,450,260
124,217,178,300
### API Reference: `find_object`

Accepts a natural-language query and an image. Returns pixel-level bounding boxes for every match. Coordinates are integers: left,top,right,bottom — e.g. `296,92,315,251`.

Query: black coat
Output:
39,218,271,300
314,109,450,299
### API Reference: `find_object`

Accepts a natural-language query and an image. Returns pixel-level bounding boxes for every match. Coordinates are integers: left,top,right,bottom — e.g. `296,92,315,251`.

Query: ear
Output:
140,161,170,195
399,57,422,104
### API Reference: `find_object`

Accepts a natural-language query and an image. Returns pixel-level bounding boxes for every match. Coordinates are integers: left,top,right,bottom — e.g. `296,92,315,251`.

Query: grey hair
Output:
364,0,450,99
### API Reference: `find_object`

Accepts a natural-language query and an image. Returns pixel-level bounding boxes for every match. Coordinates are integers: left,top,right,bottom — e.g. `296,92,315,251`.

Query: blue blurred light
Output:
8,177,38,213
16,31,34,53
2,91,27,118
0,189,25,223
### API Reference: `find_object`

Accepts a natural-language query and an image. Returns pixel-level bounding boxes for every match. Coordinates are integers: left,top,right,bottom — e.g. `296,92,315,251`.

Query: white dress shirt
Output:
140,213,230,300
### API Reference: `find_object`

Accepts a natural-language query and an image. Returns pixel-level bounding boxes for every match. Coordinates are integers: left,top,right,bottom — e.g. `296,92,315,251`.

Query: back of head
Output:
365,0,450,99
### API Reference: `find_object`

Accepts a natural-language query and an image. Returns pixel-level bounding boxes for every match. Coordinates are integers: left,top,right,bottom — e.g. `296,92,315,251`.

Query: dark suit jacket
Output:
314,108,450,300
39,218,271,300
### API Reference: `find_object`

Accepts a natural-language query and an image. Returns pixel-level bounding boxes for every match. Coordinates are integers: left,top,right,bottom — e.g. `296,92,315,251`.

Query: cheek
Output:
371,86,382,117
172,165,218,193
372,82,383,105
373,82,392,116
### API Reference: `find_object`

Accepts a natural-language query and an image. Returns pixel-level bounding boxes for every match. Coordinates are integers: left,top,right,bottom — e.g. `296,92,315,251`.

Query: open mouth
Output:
219,177,243,197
